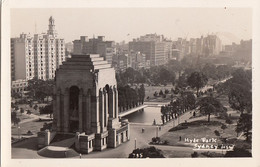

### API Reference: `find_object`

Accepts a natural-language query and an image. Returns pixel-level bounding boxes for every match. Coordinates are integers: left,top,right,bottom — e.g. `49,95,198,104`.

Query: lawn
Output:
160,117,238,147
144,84,175,102
11,120,52,136
16,103,48,116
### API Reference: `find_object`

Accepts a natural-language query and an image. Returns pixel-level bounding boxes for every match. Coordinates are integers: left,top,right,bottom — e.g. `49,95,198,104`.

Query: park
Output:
11,58,252,158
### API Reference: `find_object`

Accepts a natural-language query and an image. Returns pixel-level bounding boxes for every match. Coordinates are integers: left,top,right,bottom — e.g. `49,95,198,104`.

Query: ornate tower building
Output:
47,16,57,37
52,54,130,153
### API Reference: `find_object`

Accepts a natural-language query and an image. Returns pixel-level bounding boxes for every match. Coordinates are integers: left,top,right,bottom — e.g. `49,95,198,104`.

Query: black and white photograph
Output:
1,0,260,167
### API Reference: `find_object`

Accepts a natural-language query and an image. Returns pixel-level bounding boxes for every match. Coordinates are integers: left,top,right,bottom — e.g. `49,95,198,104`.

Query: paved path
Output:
11,110,194,158
13,113,51,126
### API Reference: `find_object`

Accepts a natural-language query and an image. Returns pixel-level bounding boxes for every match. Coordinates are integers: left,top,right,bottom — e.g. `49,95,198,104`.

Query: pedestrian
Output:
64,151,67,158
79,153,82,159
179,136,182,141
159,126,161,131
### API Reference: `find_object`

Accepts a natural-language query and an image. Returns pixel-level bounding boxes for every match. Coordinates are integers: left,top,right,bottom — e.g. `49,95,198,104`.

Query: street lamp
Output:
156,126,159,137
18,126,20,139
134,138,137,150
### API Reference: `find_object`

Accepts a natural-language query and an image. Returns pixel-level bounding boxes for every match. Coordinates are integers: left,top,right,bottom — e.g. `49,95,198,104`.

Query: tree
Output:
27,78,54,102
176,75,188,89
181,91,196,110
221,124,227,133
216,65,233,80
20,107,24,114
123,67,135,85
128,146,165,158
220,69,252,114
197,97,226,122
159,90,164,96
164,89,169,94
167,60,183,77
236,113,252,141
228,83,251,114
33,104,38,111
224,147,251,157
27,110,32,115
187,72,208,96
11,112,20,125
39,103,53,118
214,130,220,137
138,84,145,104
202,63,217,80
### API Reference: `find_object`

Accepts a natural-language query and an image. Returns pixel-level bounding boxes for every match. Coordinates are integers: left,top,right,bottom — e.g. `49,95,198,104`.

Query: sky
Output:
11,8,252,45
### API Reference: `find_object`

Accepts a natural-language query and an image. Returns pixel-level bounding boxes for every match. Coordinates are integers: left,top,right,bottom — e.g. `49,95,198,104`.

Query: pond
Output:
122,107,162,125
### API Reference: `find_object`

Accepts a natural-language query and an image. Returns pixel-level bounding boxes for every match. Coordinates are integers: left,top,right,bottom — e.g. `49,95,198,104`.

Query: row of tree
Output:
118,84,145,113
116,59,234,87
216,68,252,141
161,91,197,124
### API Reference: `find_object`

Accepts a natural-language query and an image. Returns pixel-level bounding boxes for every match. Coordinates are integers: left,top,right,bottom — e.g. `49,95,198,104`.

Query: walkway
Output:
119,105,148,117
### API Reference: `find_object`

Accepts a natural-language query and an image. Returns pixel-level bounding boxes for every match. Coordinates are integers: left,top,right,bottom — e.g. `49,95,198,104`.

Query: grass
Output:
145,84,173,102
162,149,193,158
11,120,52,136
16,103,48,116
160,117,238,147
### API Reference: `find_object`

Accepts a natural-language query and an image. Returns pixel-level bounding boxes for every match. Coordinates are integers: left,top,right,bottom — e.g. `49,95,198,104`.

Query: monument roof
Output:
58,54,112,71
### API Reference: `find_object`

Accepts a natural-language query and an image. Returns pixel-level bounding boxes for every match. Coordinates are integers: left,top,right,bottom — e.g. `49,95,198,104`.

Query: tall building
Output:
129,33,172,66
202,34,222,57
172,34,222,59
73,36,115,64
11,16,65,81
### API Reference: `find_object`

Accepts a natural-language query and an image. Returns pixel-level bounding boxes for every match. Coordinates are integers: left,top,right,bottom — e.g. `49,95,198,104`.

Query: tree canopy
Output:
187,72,208,96
197,96,226,122
236,113,252,141
27,78,54,102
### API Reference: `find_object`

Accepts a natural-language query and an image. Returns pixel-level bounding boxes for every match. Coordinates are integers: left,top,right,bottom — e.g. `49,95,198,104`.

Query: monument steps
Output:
37,146,79,158
50,137,75,147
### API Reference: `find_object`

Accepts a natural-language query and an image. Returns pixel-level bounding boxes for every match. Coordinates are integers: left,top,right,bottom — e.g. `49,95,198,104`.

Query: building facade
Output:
11,16,65,81
52,54,130,153
73,36,116,64
129,33,172,66
11,79,28,93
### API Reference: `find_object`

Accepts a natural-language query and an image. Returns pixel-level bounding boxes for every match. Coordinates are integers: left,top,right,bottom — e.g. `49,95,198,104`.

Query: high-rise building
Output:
73,36,115,64
129,33,172,66
202,35,222,57
11,16,65,81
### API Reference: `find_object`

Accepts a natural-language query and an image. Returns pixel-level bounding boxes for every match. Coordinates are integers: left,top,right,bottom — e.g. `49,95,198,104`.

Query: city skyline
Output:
11,8,252,45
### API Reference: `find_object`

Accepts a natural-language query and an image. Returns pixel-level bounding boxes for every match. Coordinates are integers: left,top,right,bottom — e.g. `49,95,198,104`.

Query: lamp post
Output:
134,138,137,150
18,126,20,139
156,126,159,137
